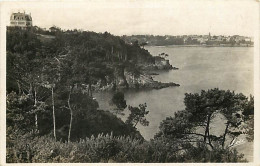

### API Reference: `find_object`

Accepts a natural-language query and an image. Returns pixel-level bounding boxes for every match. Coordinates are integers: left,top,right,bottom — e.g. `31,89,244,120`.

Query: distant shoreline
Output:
145,44,254,48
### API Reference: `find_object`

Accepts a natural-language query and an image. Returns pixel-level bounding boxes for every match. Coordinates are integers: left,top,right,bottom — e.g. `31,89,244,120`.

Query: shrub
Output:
7,132,247,163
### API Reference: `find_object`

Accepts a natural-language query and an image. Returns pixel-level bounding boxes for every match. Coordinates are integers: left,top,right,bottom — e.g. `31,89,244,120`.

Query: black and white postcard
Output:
0,0,259,165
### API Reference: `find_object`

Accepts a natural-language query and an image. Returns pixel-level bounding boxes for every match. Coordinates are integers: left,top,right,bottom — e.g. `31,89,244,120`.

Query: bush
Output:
7,131,247,163
182,142,247,162
7,132,141,163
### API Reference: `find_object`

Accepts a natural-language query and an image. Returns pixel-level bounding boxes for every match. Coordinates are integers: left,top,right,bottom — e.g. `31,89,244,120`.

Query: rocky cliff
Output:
91,66,179,91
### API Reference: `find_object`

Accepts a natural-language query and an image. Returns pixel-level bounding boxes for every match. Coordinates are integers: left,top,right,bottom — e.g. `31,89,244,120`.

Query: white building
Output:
10,11,32,27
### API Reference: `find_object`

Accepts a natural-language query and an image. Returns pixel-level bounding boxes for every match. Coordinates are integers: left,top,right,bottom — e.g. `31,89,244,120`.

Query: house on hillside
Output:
10,11,32,28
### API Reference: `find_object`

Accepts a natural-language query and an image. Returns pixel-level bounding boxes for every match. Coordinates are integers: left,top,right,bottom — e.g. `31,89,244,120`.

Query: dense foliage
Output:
7,131,246,163
6,26,148,145
126,103,149,127
110,91,127,115
156,89,254,150
7,26,156,92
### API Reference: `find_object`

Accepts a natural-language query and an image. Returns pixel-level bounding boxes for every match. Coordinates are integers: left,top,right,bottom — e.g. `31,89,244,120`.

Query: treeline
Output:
6,26,254,162
7,26,158,93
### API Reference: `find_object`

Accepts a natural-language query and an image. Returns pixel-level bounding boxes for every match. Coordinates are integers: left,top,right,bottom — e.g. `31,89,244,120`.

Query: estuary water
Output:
93,46,254,160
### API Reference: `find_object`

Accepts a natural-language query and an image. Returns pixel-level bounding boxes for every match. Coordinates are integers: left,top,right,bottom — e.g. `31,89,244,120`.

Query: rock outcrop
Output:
90,55,180,91
123,69,179,89
139,56,178,70
91,67,179,91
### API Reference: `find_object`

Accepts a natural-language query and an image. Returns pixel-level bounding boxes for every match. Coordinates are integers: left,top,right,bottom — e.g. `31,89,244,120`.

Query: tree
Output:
6,28,49,131
132,40,139,47
59,48,101,142
66,91,99,142
158,53,169,59
242,95,254,142
110,91,127,115
6,92,35,134
185,89,248,149
242,95,254,118
67,86,74,142
156,89,251,150
41,57,62,141
139,42,147,49
126,103,149,128
244,115,254,142
6,91,52,137
155,110,196,139
7,52,48,130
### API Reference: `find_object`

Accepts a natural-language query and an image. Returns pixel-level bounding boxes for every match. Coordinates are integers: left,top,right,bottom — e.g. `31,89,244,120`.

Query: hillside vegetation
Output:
6,27,254,163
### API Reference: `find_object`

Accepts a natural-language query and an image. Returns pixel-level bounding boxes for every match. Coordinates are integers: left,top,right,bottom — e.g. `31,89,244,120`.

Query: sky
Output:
2,0,258,36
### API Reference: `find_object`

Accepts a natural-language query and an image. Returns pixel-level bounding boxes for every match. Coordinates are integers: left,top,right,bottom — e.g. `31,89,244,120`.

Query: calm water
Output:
94,46,254,160
94,46,253,139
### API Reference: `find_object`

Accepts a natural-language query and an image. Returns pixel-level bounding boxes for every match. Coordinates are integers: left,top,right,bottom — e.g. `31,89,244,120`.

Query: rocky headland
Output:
91,56,180,91
138,56,178,70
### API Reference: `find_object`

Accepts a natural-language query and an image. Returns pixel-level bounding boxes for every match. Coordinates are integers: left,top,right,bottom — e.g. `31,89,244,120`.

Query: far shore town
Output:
122,33,253,47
